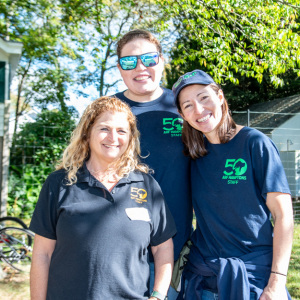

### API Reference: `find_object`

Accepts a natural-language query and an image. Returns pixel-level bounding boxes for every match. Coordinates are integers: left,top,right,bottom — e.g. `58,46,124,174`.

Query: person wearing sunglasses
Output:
115,29,193,300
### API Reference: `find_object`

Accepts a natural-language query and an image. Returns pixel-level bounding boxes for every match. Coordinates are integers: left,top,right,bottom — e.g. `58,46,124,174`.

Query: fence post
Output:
247,109,250,127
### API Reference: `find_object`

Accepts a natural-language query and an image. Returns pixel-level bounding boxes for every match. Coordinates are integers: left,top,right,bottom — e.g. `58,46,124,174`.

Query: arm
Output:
30,234,56,300
149,238,174,300
260,192,294,300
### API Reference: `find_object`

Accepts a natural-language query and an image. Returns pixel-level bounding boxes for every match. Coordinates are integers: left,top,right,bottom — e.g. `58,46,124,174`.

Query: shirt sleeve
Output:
249,132,291,200
146,175,177,246
29,173,60,240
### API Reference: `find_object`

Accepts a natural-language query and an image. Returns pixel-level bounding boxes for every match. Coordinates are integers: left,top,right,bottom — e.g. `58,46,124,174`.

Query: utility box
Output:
280,150,300,198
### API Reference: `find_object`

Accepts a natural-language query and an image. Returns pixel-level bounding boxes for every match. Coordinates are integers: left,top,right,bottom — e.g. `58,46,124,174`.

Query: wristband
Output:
271,270,287,277
150,291,168,300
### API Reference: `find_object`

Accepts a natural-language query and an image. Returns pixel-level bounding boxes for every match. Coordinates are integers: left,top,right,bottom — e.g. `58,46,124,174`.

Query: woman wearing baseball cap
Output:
172,70,293,300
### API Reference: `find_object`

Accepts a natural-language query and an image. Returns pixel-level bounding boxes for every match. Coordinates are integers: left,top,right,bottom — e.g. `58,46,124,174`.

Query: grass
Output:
0,266,30,300
287,222,300,299
0,223,299,300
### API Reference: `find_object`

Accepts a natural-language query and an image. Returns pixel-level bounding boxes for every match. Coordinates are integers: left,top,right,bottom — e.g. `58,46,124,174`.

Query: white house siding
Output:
0,38,22,217
0,47,10,62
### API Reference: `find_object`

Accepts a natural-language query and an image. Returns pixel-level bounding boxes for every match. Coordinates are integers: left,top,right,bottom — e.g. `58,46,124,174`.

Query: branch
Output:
19,97,31,114
179,1,263,62
105,79,122,88
104,79,122,95
118,10,132,35
95,0,104,33
216,0,229,21
105,64,117,72
274,0,300,9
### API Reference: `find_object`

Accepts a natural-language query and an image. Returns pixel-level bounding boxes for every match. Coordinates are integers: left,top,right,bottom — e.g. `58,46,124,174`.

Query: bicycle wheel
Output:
0,216,28,229
0,227,35,272
0,216,32,245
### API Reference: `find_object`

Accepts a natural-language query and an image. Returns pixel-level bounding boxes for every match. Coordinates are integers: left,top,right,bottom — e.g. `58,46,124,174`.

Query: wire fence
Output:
232,110,300,221
4,110,300,221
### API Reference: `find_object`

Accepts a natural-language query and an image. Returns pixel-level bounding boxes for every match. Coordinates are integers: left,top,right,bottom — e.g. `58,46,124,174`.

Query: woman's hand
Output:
260,273,288,300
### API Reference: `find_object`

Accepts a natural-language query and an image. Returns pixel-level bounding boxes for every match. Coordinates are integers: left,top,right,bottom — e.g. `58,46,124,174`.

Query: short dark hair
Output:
117,29,162,58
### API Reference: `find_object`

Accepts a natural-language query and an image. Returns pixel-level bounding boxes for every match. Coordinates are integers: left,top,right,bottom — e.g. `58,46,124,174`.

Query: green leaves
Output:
8,109,76,218
160,0,300,87
161,0,300,110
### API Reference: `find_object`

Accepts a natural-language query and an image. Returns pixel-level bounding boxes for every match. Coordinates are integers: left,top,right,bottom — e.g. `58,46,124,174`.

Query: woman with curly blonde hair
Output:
58,96,149,185
30,96,176,300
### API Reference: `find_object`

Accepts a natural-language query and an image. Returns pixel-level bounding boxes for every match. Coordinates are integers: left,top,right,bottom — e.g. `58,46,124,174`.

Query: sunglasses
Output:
119,52,160,70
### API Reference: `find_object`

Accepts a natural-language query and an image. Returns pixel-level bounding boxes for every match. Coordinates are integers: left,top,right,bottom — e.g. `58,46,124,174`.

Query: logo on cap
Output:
173,77,183,90
173,71,198,90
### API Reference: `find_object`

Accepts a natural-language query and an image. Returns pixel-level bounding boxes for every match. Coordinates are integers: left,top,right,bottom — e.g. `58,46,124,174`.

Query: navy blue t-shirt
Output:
115,88,193,260
30,165,176,300
190,127,291,260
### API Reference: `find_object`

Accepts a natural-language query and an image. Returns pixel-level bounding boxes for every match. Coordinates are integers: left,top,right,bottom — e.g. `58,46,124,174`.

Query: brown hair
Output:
117,29,162,58
178,84,237,159
57,96,149,184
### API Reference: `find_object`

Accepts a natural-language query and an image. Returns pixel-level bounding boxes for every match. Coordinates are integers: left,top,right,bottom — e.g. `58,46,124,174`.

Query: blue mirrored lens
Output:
141,53,159,67
120,56,137,70
119,52,159,70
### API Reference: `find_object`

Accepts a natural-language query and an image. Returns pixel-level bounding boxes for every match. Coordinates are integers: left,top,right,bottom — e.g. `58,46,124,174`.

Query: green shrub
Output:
8,109,76,218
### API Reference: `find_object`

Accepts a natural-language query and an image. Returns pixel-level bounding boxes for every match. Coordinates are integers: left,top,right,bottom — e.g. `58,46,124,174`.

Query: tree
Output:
1,0,168,137
159,0,300,106
164,33,300,110
0,0,83,135
220,69,300,110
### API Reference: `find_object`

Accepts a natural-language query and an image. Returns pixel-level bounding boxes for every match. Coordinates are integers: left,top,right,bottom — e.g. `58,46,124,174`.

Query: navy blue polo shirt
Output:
30,165,176,300
115,88,193,260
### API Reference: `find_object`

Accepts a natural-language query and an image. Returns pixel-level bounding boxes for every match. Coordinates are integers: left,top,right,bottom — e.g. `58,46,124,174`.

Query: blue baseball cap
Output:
172,70,216,108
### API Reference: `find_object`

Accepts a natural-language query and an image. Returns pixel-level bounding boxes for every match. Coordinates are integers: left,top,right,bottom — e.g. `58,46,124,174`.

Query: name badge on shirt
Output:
125,208,151,222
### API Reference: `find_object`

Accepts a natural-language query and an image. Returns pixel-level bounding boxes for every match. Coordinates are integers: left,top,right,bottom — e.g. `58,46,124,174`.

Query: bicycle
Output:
0,215,33,249
0,216,29,229
0,216,35,272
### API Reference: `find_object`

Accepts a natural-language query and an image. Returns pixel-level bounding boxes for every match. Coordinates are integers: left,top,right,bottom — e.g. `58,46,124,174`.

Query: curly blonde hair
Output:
57,96,149,184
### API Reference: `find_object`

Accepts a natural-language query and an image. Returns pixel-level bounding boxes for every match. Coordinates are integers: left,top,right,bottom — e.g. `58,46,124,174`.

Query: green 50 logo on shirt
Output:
163,118,183,137
222,158,247,185
131,187,148,203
